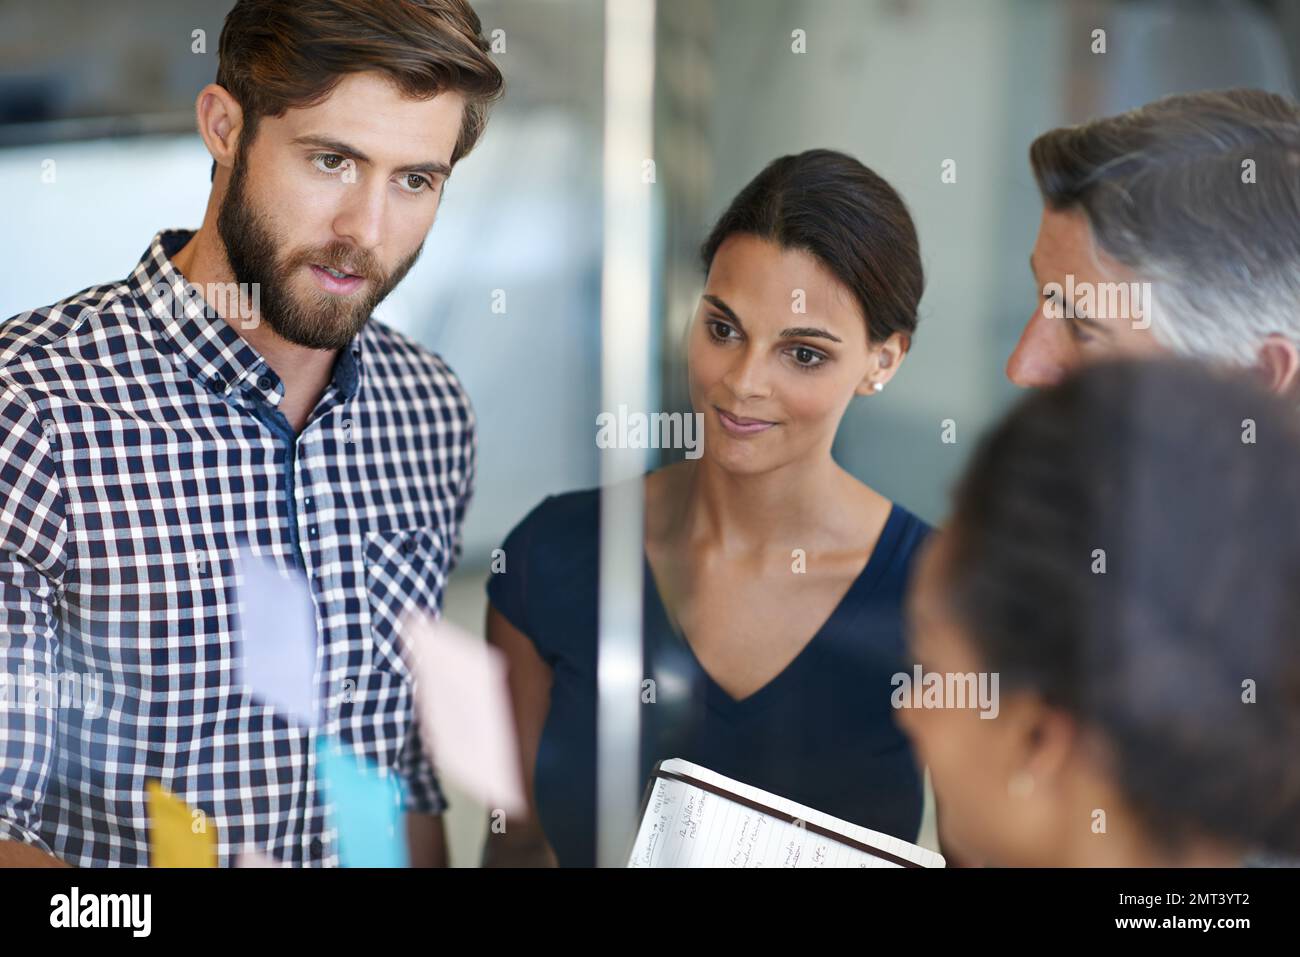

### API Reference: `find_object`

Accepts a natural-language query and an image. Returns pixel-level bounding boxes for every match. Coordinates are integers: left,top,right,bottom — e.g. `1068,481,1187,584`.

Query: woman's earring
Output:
1007,771,1035,799
872,382,884,393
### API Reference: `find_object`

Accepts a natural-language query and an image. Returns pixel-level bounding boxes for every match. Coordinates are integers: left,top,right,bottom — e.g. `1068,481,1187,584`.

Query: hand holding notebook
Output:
629,758,945,868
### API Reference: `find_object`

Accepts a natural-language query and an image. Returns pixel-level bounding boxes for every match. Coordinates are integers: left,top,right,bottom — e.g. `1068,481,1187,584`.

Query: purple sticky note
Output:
234,545,320,726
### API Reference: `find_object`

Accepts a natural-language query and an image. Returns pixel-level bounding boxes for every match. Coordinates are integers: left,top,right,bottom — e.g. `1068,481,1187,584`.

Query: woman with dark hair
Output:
902,358,1300,866
483,149,931,866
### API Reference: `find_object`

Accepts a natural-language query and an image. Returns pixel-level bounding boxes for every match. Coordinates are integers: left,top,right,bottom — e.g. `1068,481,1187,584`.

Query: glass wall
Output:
2,0,1295,868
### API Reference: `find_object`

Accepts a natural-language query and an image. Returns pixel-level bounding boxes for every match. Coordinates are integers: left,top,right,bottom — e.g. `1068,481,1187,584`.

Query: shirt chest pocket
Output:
364,526,449,683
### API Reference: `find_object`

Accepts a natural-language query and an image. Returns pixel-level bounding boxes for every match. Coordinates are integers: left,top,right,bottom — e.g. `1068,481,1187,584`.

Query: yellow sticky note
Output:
146,781,217,868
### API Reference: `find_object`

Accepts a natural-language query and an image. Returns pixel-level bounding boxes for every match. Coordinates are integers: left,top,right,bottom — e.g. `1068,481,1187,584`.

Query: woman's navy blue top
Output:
487,488,931,867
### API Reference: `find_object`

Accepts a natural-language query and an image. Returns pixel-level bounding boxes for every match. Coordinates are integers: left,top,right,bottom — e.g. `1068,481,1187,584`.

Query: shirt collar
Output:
128,229,364,407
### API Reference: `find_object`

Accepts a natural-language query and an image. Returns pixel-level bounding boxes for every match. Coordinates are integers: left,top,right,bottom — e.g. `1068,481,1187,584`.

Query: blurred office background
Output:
1,0,1296,865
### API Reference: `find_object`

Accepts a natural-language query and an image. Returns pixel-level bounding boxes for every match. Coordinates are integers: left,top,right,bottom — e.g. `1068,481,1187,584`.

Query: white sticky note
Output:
234,544,320,726
403,611,527,818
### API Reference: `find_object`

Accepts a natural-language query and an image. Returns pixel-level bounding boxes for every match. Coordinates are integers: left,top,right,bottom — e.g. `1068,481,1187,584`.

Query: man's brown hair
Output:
212,0,504,177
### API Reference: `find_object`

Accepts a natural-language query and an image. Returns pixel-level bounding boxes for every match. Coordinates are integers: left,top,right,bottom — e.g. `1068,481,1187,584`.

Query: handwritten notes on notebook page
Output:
628,758,945,868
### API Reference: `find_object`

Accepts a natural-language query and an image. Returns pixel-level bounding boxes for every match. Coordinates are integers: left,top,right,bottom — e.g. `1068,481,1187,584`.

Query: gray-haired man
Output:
1010,88,1300,397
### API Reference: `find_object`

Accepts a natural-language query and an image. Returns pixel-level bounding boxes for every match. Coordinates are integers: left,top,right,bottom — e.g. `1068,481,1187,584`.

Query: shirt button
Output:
310,837,323,860
210,376,226,392
402,538,416,554
258,375,273,390
304,498,312,507
310,527,318,537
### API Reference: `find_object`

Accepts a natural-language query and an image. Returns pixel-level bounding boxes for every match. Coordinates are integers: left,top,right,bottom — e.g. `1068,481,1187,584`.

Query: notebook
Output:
627,758,946,868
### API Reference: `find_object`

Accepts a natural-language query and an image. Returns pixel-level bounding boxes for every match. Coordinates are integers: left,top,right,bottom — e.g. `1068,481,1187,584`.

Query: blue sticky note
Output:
315,735,407,868
235,545,320,726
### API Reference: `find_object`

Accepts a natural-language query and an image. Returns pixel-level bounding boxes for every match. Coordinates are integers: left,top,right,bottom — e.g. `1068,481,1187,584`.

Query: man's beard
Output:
216,155,423,350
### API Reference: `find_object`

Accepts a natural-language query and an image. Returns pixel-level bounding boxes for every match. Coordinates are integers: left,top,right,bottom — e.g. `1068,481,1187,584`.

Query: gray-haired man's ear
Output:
1254,334,1300,396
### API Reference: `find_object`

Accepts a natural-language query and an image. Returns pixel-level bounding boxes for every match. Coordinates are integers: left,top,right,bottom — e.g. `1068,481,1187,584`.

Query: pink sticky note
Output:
236,850,277,868
401,611,527,818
